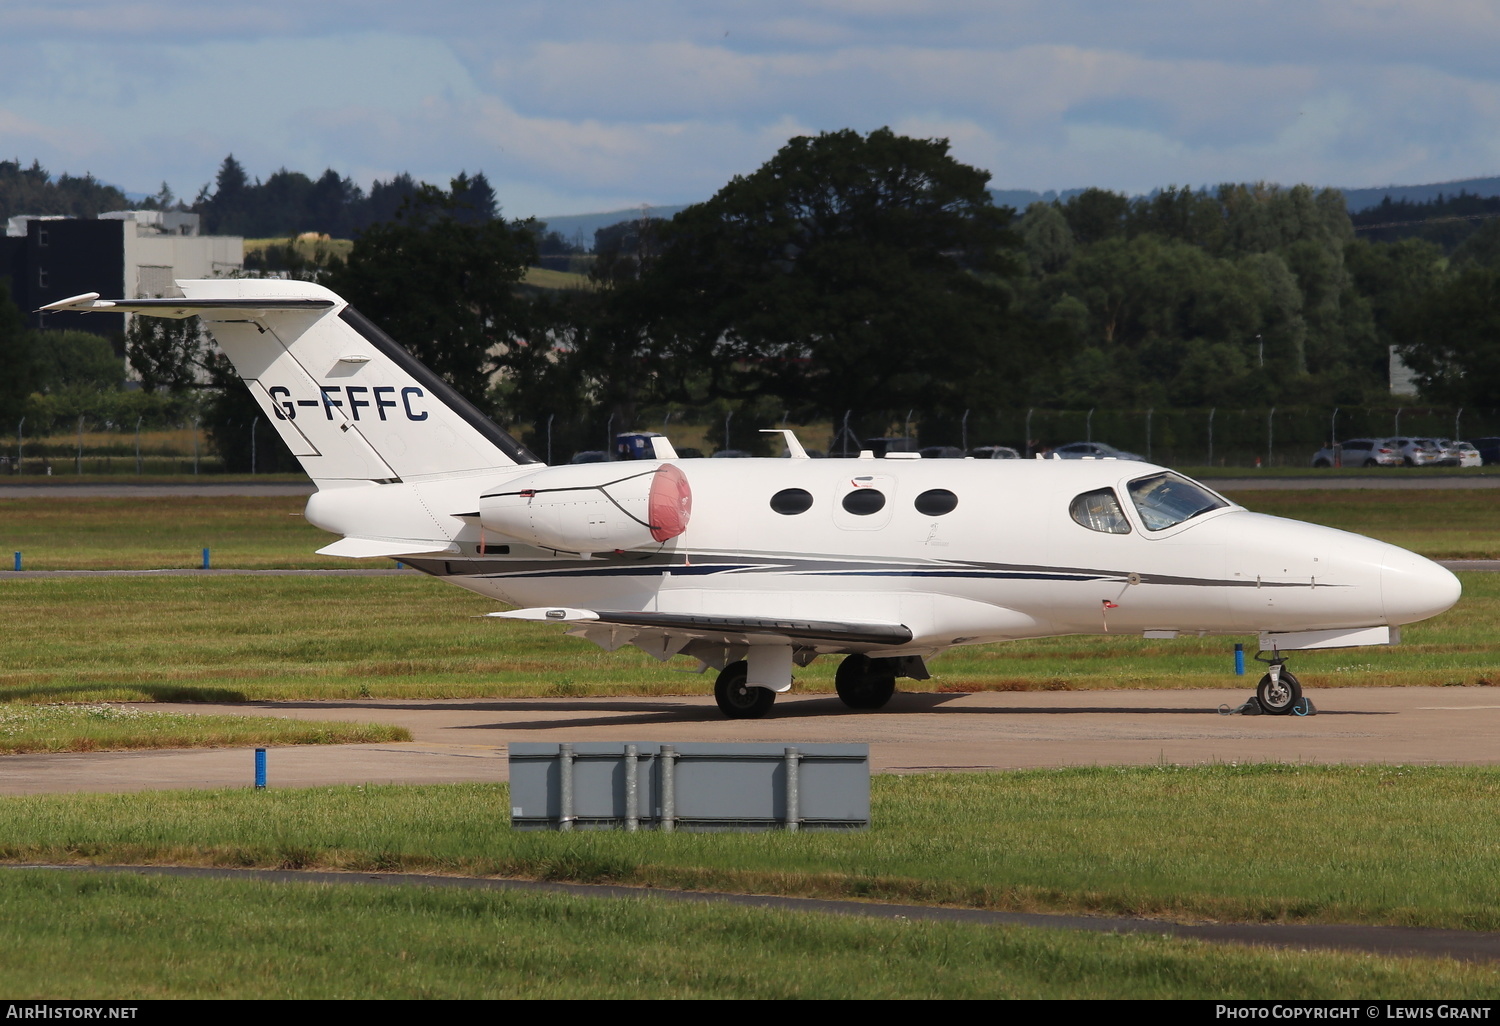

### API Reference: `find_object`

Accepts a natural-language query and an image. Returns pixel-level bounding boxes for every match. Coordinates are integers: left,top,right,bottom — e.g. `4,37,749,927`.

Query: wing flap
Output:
488,607,912,646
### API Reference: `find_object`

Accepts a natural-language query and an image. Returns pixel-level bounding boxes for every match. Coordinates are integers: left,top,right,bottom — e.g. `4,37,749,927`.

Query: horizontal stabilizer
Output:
489,608,912,645
316,537,460,558
38,294,334,318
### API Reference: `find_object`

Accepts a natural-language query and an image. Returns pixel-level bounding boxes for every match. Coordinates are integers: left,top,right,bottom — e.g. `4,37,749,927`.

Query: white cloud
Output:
3,3,1500,216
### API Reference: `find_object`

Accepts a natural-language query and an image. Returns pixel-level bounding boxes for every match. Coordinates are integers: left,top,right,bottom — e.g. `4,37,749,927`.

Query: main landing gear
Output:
714,661,776,719
835,654,898,710
713,652,916,719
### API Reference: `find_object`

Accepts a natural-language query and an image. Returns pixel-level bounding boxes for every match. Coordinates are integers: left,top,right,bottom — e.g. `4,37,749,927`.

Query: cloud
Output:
3,3,1500,216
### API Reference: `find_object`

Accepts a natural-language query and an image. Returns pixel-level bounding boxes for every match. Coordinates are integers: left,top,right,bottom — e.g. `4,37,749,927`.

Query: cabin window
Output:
914,488,958,516
770,488,814,515
1127,472,1228,531
841,488,887,516
1070,489,1131,534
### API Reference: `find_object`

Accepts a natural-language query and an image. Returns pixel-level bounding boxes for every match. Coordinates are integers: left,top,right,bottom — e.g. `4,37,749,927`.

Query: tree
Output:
126,315,205,393
1396,266,1500,405
31,330,124,392
326,177,538,408
0,279,35,423
626,127,1035,420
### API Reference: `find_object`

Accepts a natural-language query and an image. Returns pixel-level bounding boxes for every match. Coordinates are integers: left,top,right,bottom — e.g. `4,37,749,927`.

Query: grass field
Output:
6,767,1500,931
0,704,408,753
2,868,1495,999
0,570,1490,703
3,490,1496,996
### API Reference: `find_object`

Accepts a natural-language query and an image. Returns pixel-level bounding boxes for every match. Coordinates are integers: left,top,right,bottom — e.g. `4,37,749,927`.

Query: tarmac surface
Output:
5,686,1499,795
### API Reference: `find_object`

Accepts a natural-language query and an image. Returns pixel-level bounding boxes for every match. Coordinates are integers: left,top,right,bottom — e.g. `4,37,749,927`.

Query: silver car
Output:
1388,437,1447,467
1311,438,1402,468
1051,441,1146,461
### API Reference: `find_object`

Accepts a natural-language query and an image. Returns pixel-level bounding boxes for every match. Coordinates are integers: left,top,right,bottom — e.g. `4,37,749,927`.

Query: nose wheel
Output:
1253,652,1305,715
1256,667,1302,714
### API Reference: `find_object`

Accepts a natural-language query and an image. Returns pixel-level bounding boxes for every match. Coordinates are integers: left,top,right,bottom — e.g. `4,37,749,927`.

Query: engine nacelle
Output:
478,462,692,553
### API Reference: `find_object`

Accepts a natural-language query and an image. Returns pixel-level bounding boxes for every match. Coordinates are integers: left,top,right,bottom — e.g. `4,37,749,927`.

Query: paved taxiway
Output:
4,687,1498,795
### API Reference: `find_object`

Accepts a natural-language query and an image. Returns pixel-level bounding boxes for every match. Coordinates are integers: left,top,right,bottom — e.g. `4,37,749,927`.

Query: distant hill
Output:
1338,176,1500,212
535,206,690,251
538,177,1500,250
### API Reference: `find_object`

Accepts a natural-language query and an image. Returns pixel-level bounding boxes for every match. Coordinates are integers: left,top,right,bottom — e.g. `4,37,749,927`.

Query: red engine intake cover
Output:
647,464,692,542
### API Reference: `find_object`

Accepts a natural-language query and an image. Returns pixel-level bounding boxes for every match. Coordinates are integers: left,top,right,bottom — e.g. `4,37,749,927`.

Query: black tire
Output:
1256,668,1302,715
1312,458,1332,469
714,660,775,719
1363,458,1379,467
835,654,897,710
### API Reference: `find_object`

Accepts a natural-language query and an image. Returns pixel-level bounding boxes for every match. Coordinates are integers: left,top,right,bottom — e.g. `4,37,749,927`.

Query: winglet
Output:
37,293,105,313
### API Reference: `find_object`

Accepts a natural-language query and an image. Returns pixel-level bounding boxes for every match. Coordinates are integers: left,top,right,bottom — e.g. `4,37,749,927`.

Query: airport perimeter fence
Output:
10,403,1498,476
945,405,1498,468
555,404,1500,469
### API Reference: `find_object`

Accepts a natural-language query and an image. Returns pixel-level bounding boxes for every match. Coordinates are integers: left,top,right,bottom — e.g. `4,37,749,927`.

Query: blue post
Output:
1234,643,1245,676
11,552,19,572
254,748,267,789
202,547,210,570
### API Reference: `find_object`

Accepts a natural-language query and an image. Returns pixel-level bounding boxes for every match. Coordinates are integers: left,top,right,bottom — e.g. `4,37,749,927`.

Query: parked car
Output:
1050,441,1146,461
1387,437,1447,467
968,445,1021,460
568,450,610,464
1311,438,1401,468
1468,437,1500,465
1436,439,1483,467
919,446,967,459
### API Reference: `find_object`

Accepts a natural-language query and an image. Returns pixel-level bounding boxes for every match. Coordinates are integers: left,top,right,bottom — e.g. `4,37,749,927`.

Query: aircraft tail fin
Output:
42,280,540,484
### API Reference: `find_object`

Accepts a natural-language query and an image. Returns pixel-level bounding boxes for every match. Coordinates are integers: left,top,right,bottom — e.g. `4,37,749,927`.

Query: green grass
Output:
0,571,1490,703
1228,488,1500,559
0,495,347,570
7,767,1500,933
5,869,1494,999
0,704,408,753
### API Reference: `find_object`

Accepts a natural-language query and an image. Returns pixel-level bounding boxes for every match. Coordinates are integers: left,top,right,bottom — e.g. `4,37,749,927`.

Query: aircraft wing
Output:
489,607,912,646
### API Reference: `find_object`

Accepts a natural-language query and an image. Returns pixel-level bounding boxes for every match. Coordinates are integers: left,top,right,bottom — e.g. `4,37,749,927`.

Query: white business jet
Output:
44,281,1461,718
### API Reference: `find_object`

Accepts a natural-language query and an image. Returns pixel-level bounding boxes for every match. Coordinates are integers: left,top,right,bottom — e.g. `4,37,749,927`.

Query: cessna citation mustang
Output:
44,281,1461,719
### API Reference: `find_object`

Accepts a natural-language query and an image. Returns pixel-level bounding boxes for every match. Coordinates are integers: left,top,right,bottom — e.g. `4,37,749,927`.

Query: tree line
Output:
9,135,1500,467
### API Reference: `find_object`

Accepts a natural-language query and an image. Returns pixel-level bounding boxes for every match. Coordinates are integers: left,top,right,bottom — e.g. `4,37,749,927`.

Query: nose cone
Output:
1381,549,1462,626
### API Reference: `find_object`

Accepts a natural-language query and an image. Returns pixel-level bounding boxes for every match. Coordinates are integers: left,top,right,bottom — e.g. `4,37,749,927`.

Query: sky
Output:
4,1,1500,219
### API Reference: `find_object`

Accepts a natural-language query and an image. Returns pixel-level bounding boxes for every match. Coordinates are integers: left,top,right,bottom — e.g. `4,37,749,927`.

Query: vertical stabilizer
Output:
43,279,541,485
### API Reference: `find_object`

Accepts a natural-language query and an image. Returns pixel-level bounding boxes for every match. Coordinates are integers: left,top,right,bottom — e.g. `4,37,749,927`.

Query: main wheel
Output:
1256,668,1302,715
714,660,776,719
835,654,897,710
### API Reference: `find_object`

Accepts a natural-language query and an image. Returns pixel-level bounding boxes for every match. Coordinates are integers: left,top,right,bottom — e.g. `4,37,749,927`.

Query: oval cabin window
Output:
770,488,814,515
914,489,958,516
841,488,887,516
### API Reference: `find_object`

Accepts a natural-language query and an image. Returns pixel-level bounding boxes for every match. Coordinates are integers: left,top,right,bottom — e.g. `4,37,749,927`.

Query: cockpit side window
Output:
1127,472,1229,531
1070,488,1131,534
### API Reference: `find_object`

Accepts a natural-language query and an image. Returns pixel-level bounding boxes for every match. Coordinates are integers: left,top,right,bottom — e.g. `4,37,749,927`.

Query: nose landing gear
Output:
1253,651,1312,716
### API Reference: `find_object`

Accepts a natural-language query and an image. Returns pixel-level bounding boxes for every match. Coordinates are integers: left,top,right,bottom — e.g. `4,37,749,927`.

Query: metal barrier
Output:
509,742,870,832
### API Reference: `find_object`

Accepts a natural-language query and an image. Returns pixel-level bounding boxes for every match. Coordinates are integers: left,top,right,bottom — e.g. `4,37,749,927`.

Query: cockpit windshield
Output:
1127,473,1229,531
